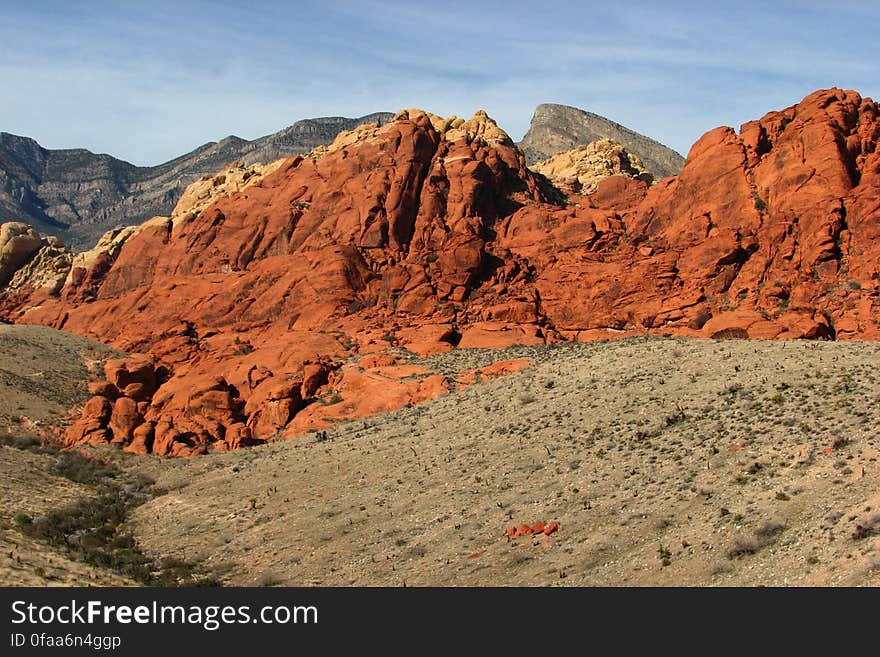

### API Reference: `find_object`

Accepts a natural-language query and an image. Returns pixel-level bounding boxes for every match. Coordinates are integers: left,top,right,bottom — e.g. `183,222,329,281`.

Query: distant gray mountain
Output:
0,112,392,251
519,104,685,179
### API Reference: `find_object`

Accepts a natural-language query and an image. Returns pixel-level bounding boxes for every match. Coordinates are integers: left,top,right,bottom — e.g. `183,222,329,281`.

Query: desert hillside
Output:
0,325,129,586
1,329,878,586
124,338,880,586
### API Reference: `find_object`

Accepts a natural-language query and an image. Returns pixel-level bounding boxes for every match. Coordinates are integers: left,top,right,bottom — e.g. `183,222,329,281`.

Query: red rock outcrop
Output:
456,358,532,386
505,521,559,539
499,88,880,341
2,89,879,454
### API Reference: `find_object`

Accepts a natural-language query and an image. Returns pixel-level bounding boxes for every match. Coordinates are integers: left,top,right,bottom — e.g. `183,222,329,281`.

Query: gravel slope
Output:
128,337,880,586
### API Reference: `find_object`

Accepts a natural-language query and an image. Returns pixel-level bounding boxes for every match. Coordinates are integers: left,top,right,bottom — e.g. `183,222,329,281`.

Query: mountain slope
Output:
519,103,685,178
0,112,392,250
126,338,880,586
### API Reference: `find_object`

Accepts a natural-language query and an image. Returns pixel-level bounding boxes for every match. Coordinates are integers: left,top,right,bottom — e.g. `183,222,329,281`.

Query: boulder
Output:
0,222,42,287
65,396,113,446
109,396,143,444
104,355,157,400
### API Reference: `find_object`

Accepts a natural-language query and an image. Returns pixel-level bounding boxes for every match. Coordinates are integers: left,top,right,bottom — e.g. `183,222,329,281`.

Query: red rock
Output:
412,374,450,404
144,374,254,456
357,353,402,369
457,323,545,349
88,381,119,399
244,376,304,438
221,422,256,451
530,521,546,534
104,355,157,399
124,421,155,455
397,324,457,356
282,366,450,436
457,358,532,386
4,90,880,454
543,522,559,536
65,396,113,446
122,382,152,402
301,362,329,398
109,396,143,444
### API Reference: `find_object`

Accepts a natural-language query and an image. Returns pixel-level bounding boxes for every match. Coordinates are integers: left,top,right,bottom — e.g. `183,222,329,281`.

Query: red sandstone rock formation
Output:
505,521,559,539
1,89,878,454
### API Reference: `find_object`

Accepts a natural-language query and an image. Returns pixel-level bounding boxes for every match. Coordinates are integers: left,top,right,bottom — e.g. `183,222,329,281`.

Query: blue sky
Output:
1,0,877,166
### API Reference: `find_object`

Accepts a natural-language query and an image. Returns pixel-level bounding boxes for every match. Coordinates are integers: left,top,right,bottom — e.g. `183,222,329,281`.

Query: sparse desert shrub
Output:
256,571,284,587
727,535,764,558
728,521,786,559
832,436,850,450
232,336,255,356
664,408,687,426
0,432,43,451
54,451,118,486
852,513,880,540
10,442,217,586
755,521,786,539
658,545,672,567
751,191,768,214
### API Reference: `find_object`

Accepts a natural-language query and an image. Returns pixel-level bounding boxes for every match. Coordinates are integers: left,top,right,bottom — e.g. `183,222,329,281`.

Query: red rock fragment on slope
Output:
456,358,532,386
505,521,559,539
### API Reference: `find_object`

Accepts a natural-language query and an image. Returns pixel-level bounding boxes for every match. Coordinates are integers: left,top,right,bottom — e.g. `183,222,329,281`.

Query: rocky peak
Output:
392,109,514,147
519,103,685,178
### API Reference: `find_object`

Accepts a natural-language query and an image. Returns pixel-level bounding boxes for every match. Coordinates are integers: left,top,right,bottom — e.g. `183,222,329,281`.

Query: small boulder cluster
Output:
66,355,336,457
505,521,559,540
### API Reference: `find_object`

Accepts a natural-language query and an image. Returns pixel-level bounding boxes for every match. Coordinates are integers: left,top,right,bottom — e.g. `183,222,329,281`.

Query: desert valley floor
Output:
2,326,879,586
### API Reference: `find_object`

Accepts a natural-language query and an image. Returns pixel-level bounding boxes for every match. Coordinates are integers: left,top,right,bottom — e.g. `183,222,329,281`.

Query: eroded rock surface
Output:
2,89,878,453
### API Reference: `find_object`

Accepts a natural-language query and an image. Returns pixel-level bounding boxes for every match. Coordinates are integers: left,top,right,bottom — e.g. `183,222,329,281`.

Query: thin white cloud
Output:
0,1,877,165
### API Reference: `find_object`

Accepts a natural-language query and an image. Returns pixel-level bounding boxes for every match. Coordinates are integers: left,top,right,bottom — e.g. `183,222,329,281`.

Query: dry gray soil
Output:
125,337,880,586
0,323,122,431
0,324,130,585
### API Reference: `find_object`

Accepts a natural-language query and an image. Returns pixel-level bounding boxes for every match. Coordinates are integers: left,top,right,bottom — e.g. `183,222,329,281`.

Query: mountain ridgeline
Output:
0,113,393,250
519,103,685,178
0,104,686,251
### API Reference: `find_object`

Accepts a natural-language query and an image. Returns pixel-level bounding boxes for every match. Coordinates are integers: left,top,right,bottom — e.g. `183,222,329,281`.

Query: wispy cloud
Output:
0,1,876,165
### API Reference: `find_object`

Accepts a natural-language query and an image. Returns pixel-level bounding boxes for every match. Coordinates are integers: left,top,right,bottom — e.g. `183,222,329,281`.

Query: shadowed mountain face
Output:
519,103,685,178
0,113,392,251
